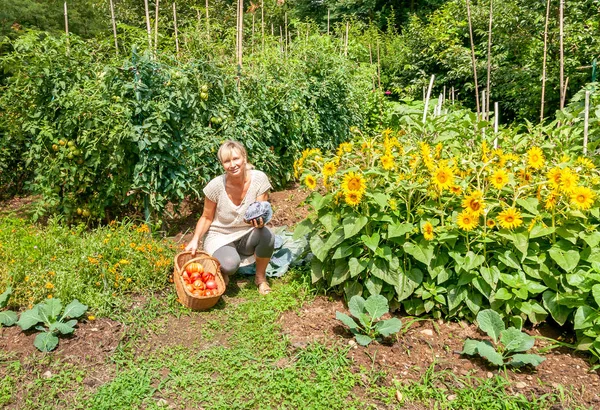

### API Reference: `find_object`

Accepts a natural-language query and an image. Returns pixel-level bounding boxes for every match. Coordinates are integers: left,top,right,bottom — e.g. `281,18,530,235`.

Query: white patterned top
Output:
202,170,272,259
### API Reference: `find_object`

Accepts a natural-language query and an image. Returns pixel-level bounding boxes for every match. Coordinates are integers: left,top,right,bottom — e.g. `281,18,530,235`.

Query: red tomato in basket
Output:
189,272,201,283
193,289,205,297
202,272,215,282
193,280,206,290
185,283,194,293
205,289,215,297
182,271,191,283
205,280,217,290
185,262,204,274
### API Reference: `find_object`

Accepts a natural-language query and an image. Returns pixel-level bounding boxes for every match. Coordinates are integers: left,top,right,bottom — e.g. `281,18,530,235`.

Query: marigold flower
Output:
490,169,509,190
45,282,54,289
527,147,545,169
422,222,435,240
457,210,478,231
497,208,523,230
570,186,595,210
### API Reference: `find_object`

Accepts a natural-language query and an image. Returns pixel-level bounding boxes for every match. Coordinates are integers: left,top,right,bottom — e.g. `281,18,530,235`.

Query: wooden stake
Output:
466,0,481,118
154,0,160,51
559,0,565,109
284,13,288,57
423,75,435,123
327,9,330,35
436,94,443,117
271,23,274,36
452,87,455,104
238,0,244,67
172,2,179,55
443,85,446,105
261,0,264,49
486,0,493,118
540,0,551,122
493,101,499,149
344,21,349,56
144,0,153,50
376,40,381,88
584,91,590,155
252,13,255,54
205,0,210,37
109,0,119,55
64,2,69,36
561,76,569,108
481,89,486,121
369,43,373,65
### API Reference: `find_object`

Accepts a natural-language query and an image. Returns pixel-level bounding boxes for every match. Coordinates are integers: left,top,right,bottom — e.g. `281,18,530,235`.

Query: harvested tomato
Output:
193,289,205,297
185,283,194,293
205,289,215,296
186,262,203,274
193,280,205,290
189,272,201,283
201,272,214,282
205,280,217,290
182,271,191,283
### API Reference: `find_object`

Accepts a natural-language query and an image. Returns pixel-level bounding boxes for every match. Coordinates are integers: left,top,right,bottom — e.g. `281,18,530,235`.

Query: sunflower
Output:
337,142,353,156
380,154,395,170
304,174,317,190
490,169,509,190
422,221,435,241
450,185,463,195
432,166,455,191
462,190,485,216
547,167,562,189
486,219,496,228
322,161,337,177
342,171,366,194
527,147,545,169
457,210,479,231
559,168,579,193
560,154,570,163
577,156,595,170
497,208,523,230
344,191,363,207
545,191,558,210
570,186,595,210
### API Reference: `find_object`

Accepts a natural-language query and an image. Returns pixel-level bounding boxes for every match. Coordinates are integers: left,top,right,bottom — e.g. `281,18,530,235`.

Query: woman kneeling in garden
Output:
185,140,275,295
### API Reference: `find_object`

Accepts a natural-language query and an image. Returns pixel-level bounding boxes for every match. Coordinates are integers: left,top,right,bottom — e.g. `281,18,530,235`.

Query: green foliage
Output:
462,309,545,368
16,298,88,352
336,294,402,346
0,286,17,327
0,215,176,316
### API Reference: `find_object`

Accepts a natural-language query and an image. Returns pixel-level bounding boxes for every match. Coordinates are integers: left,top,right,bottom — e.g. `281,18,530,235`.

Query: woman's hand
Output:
185,239,199,256
249,217,264,228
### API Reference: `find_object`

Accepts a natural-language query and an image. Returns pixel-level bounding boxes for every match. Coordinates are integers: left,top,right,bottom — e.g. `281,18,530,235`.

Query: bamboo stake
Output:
369,43,373,65
284,13,288,57
64,1,69,52
561,76,569,108
271,23,274,36
238,0,244,67
540,0,551,122
482,89,486,121
172,2,179,55
584,91,590,155
452,87,455,104
261,0,264,49
154,0,160,51
252,13,255,54
205,0,210,37
327,9,330,35
436,94,443,117
423,87,426,101
109,0,119,55
376,40,381,88
559,0,565,109
423,75,435,123
144,0,153,50
493,101,499,148
344,21,349,56
486,0,493,118
466,0,481,118
443,85,446,105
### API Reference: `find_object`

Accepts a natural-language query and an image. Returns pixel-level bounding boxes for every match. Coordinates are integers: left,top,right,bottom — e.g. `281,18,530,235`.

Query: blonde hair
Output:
217,140,254,169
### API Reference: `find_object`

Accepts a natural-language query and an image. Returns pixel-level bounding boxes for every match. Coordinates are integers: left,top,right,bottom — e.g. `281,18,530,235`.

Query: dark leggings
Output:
213,227,275,276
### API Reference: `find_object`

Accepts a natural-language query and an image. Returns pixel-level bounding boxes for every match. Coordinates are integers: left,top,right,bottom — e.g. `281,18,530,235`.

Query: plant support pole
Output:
344,21,349,56
423,74,435,123
173,2,179,55
154,0,160,51
466,0,481,118
486,0,493,119
559,0,565,109
540,0,551,122
494,102,499,148
110,0,119,55
261,0,264,49
144,0,153,51
205,0,210,37
583,91,590,155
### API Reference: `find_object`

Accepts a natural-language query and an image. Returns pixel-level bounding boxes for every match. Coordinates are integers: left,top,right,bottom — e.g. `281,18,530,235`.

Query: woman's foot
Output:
256,281,272,295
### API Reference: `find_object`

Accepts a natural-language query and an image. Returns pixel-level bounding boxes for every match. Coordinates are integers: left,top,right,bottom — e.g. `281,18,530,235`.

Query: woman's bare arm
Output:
185,199,217,255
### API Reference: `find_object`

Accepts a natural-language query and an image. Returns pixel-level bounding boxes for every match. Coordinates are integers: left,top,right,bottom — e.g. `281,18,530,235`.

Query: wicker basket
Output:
173,251,225,310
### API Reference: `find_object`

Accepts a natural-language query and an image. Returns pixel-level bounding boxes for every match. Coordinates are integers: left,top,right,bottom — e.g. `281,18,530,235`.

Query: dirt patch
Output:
279,296,600,407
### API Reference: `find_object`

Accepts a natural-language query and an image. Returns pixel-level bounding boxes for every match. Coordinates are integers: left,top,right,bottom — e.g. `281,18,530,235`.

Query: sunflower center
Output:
506,216,514,223
438,173,447,183
577,195,585,202
348,179,361,190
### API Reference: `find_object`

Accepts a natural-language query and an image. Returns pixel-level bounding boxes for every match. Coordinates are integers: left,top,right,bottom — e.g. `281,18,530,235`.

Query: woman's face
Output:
221,149,246,177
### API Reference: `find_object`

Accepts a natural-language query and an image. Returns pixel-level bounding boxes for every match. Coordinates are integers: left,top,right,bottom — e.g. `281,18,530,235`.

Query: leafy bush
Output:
462,309,545,367
336,294,402,346
0,287,17,327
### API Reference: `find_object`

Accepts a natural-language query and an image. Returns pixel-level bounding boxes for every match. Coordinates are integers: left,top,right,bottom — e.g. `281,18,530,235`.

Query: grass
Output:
0,215,593,409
